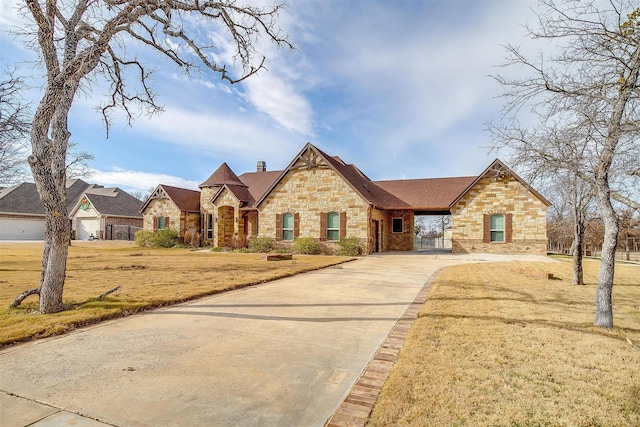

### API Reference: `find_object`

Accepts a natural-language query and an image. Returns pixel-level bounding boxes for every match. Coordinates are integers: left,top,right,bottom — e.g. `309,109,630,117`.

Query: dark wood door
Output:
372,220,379,253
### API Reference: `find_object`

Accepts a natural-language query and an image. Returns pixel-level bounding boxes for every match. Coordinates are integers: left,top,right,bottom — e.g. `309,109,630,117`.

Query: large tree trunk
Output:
29,78,76,314
592,42,640,328
39,208,70,313
29,135,71,314
594,188,618,328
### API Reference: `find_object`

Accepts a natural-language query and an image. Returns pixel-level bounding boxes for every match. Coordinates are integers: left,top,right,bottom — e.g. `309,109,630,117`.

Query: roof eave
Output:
0,212,45,218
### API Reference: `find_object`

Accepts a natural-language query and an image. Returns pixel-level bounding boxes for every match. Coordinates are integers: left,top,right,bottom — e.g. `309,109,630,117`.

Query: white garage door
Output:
77,217,100,240
0,217,45,240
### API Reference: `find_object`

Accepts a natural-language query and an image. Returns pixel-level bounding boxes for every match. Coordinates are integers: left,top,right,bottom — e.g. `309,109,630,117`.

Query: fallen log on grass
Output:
11,288,40,308
98,286,121,300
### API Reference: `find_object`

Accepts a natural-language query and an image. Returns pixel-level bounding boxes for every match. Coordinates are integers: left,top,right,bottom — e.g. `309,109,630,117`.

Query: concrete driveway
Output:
0,252,552,427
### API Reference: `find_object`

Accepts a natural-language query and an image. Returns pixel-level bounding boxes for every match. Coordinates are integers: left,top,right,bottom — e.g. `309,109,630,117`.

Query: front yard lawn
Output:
0,241,353,347
368,258,640,426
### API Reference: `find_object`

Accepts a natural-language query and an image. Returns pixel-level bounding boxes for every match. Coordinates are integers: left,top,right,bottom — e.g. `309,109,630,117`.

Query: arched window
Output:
282,213,294,241
327,212,340,241
490,214,505,242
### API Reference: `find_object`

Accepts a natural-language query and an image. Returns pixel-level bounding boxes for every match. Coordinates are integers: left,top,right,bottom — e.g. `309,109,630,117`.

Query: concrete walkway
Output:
0,252,553,427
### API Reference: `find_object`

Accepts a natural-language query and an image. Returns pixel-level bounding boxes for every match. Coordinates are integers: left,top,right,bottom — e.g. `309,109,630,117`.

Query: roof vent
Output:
257,161,267,172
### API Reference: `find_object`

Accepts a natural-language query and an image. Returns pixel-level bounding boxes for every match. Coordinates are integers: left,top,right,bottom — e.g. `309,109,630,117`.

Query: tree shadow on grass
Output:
422,312,640,341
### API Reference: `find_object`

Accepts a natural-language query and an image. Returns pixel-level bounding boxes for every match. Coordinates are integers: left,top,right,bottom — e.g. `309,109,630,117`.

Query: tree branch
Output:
11,288,40,308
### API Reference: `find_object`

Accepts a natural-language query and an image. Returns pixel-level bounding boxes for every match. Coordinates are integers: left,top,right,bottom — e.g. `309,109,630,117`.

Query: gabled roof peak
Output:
450,158,552,207
200,162,246,188
140,184,201,213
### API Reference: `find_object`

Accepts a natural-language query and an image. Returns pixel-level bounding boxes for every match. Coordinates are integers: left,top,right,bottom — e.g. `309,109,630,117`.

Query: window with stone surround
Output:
320,212,347,241
392,217,403,233
155,216,168,230
327,212,340,241
490,214,504,242
282,213,294,241
275,213,299,241
483,213,513,243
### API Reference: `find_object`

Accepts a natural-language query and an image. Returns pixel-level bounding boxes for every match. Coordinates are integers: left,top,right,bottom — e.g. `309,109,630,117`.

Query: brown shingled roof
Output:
253,143,461,210
200,163,246,188
191,145,550,216
237,170,282,206
320,152,411,210
374,176,477,211
210,184,256,207
158,185,201,212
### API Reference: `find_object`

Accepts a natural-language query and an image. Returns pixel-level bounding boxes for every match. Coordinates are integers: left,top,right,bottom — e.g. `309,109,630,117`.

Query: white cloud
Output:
128,105,301,163
2,0,547,186
243,71,314,135
90,167,200,192
0,0,27,27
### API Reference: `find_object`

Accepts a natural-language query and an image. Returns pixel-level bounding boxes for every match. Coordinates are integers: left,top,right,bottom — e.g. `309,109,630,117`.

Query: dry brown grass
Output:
369,258,640,427
0,241,353,347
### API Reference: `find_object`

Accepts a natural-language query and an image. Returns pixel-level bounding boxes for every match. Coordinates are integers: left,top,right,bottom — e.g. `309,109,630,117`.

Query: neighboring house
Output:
0,179,143,241
141,143,551,254
140,185,201,242
0,182,47,240
69,187,144,240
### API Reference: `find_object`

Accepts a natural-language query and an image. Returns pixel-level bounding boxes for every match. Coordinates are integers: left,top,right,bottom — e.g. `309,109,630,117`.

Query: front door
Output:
217,206,235,247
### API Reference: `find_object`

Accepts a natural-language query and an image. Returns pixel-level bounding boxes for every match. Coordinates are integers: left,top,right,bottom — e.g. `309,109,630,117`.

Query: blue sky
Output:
0,0,538,194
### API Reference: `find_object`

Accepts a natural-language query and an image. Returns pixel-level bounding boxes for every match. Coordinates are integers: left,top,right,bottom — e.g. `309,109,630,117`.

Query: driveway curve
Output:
0,252,552,427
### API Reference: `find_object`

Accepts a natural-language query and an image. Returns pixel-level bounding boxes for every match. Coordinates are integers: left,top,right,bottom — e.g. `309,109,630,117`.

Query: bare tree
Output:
0,67,30,185
490,0,640,327
619,208,640,260
14,0,291,313
567,172,593,286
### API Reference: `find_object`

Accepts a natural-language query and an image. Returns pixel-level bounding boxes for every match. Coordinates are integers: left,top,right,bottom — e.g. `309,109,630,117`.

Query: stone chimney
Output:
257,161,267,172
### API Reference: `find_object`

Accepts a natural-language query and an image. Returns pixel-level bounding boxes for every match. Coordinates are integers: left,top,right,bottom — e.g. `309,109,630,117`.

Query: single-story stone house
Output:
0,179,143,241
139,184,201,242
141,143,550,254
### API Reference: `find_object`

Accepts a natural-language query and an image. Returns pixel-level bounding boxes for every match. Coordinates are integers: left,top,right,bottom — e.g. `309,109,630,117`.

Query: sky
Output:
0,0,540,195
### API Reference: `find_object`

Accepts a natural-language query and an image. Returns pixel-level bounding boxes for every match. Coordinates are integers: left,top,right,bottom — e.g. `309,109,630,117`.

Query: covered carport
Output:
374,176,476,252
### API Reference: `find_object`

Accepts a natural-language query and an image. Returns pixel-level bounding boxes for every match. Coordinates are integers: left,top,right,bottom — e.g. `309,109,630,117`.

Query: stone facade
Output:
207,188,244,247
200,186,219,245
450,175,548,254
139,145,548,255
143,198,182,232
142,198,200,242
259,168,370,242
